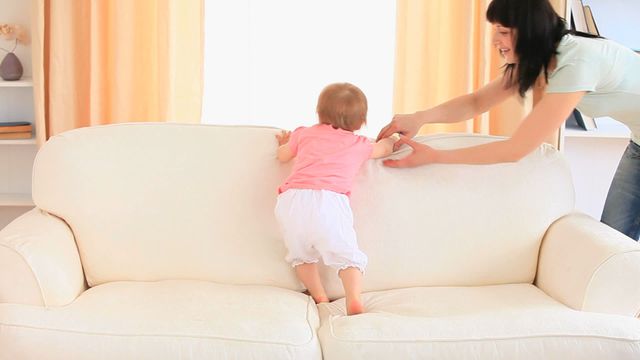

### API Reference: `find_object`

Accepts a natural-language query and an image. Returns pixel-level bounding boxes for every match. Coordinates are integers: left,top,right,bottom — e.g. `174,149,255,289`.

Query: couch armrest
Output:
0,208,86,306
535,212,640,317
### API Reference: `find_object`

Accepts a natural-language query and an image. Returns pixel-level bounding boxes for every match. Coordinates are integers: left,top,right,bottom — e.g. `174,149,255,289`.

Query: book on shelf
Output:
0,121,31,127
570,0,588,33
566,109,597,131
583,5,599,36
0,123,32,134
0,131,32,140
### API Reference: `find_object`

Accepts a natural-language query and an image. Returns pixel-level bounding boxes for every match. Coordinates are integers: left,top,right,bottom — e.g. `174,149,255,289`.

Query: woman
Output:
378,0,640,240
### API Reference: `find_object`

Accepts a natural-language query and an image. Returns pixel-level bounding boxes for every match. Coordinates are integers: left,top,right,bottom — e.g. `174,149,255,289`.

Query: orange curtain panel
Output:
32,0,203,144
393,0,565,145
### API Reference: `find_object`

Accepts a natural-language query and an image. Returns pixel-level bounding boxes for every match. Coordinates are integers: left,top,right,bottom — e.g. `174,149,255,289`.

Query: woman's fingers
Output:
378,113,420,141
383,137,415,168
382,158,409,168
397,135,424,149
377,123,394,141
384,136,435,168
394,136,412,148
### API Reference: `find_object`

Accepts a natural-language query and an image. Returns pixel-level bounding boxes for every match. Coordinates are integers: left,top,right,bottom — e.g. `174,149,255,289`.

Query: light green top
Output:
546,34,640,144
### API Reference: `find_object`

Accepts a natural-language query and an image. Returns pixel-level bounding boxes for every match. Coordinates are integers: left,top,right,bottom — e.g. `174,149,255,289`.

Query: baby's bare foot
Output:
346,298,364,315
314,296,330,304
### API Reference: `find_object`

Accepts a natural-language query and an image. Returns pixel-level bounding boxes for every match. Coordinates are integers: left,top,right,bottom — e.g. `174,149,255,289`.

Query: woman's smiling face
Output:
492,23,517,64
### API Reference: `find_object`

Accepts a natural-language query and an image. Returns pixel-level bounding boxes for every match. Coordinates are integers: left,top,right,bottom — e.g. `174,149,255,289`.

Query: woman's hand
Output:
383,136,439,168
275,130,291,146
377,113,423,142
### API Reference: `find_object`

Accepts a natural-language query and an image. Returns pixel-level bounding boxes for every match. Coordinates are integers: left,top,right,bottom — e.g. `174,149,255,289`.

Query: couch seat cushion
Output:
0,280,321,360
318,284,640,360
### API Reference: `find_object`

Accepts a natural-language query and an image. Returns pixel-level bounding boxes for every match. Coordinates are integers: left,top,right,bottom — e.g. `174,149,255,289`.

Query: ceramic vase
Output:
0,52,23,81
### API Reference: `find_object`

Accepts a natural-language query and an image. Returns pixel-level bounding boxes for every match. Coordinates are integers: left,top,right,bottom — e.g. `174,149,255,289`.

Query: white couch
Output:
1,123,639,359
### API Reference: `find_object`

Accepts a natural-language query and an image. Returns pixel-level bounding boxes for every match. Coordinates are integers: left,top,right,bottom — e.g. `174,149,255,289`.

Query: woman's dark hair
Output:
486,0,599,97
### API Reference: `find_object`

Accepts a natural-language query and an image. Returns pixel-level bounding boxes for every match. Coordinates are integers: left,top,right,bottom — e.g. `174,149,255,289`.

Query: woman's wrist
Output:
432,149,444,164
415,110,433,126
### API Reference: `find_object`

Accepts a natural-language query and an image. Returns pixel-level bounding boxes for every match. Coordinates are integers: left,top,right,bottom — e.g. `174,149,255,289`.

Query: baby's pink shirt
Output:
278,124,374,196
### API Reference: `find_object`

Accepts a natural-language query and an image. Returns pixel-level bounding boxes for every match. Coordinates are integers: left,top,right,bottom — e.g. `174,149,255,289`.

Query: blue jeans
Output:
601,140,640,241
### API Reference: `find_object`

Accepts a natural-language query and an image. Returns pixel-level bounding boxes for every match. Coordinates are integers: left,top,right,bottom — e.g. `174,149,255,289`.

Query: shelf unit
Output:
1,0,37,229
0,75,36,209
0,138,37,145
558,1,637,220
561,117,631,220
0,77,34,88
0,193,33,207
563,117,631,139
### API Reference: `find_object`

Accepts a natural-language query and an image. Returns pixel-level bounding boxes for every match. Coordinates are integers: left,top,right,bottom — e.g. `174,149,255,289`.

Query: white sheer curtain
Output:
202,1,396,137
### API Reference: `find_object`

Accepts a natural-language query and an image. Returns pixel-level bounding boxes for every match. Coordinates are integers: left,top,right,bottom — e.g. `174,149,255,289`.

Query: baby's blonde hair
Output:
316,83,367,131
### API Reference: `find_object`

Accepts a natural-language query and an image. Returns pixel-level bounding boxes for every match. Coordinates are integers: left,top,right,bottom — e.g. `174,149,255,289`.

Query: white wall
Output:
564,131,629,219
202,1,396,138
0,0,32,77
582,0,640,50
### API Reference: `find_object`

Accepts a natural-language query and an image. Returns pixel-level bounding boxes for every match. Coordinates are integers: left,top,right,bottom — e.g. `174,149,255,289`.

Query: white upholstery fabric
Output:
318,284,640,359
0,208,85,306
1,123,635,359
32,124,302,290
32,125,574,300
537,212,640,317
320,134,575,298
0,280,321,360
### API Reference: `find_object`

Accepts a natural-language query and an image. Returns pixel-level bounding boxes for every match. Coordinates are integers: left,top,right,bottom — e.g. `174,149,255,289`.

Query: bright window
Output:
202,1,397,137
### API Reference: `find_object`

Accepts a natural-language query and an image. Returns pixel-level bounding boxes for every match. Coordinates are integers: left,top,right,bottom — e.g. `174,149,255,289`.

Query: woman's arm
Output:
377,77,515,140
384,91,586,167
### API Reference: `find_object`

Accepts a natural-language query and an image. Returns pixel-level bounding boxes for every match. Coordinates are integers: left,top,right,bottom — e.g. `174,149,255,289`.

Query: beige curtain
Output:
32,0,203,144
394,0,564,145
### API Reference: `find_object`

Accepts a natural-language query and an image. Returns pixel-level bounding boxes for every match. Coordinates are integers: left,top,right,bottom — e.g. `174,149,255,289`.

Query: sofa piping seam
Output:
0,242,47,306
0,322,318,347
581,249,640,311
304,295,318,345
326,316,640,343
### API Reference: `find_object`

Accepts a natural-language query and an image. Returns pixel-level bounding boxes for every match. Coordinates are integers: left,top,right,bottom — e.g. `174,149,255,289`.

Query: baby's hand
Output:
276,130,291,146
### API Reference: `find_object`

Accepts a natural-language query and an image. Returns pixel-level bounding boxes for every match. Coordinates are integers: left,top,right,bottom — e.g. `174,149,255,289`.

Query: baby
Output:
274,82,400,315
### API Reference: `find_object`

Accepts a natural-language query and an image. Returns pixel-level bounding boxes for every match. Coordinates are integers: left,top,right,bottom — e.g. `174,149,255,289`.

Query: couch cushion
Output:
318,284,640,359
319,134,574,298
33,124,574,295
33,124,301,289
0,280,321,360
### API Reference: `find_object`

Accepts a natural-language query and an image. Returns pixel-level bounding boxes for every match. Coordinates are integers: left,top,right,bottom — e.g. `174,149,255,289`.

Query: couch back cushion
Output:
33,124,574,295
